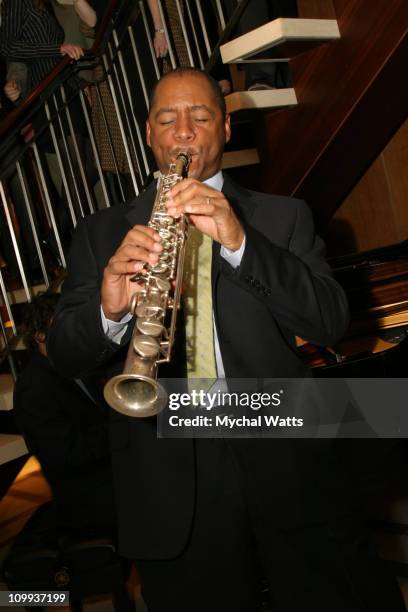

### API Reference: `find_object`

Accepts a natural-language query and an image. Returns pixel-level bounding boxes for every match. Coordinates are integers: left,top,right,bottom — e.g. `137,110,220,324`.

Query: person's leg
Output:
270,0,298,19
136,439,258,612
271,0,298,87
224,0,278,88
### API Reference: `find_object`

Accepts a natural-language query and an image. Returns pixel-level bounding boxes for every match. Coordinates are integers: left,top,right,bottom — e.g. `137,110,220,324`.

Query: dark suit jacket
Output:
13,352,116,532
48,175,351,559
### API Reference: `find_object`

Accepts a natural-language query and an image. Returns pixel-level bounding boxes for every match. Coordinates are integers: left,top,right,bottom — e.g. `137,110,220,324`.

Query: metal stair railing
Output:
0,0,250,378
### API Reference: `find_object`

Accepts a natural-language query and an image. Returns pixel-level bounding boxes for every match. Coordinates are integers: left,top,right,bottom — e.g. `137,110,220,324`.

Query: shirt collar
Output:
156,170,224,191
203,170,224,192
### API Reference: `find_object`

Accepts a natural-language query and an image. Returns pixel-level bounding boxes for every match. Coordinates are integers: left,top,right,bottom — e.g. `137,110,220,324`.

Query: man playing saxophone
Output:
48,68,405,612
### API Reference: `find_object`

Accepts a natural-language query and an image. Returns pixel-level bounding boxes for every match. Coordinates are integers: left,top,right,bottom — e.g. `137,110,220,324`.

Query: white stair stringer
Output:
226,88,297,114
6,282,47,306
221,18,340,64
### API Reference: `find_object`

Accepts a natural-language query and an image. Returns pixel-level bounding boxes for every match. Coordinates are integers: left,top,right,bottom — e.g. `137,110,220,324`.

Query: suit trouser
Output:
224,0,298,88
136,439,406,612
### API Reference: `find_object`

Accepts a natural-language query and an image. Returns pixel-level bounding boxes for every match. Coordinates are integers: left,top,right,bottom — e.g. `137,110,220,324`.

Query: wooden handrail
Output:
0,0,119,142
0,55,71,141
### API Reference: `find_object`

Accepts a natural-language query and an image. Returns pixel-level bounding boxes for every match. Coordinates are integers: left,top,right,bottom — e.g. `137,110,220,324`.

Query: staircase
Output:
221,15,341,169
221,17,340,63
223,17,340,115
226,89,297,115
220,13,342,174
219,0,407,227
254,0,408,228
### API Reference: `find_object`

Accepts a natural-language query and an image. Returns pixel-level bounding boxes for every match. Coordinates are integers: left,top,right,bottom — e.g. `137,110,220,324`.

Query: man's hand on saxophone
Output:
166,178,245,253
101,225,163,322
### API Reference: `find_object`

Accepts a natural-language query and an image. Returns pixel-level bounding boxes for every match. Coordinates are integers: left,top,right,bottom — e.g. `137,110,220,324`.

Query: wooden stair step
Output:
153,147,260,175
0,434,27,466
221,148,259,169
6,282,47,306
0,374,14,412
0,334,26,356
226,88,297,114
221,18,340,63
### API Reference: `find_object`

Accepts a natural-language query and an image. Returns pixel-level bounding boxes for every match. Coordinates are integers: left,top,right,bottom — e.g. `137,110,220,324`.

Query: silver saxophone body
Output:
104,152,191,418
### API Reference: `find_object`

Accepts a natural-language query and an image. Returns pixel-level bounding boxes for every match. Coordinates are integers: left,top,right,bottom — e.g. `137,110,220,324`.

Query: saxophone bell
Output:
103,152,191,418
103,376,168,419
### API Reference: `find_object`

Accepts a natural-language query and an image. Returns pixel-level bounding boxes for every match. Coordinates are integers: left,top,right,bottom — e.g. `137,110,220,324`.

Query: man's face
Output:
146,74,231,181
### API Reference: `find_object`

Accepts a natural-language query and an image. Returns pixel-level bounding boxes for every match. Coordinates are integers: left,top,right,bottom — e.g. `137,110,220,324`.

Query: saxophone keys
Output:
137,318,164,337
166,296,182,310
130,272,146,284
153,276,171,292
159,251,172,263
133,334,161,359
135,304,165,318
148,261,163,272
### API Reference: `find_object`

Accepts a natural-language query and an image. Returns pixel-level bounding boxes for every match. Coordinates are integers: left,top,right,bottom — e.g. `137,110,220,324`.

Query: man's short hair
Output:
22,292,60,351
149,67,227,120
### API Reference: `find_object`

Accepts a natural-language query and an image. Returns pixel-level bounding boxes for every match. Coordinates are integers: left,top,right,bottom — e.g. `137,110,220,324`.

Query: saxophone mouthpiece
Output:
175,152,192,176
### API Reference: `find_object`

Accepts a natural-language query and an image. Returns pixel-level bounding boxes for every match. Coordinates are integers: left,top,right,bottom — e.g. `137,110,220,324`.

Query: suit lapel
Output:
222,174,255,222
124,180,156,229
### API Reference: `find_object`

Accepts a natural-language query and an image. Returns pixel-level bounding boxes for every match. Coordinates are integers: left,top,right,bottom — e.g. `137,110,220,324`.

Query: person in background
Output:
3,61,27,103
13,292,116,535
72,0,99,29
149,0,167,59
149,0,232,94
3,79,20,102
225,0,298,89
74,0,137,200
0,2,96,282
0,0,84,97
0,56,42,285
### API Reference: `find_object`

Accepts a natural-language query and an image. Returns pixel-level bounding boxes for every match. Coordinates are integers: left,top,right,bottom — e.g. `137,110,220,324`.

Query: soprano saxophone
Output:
104,152,191,418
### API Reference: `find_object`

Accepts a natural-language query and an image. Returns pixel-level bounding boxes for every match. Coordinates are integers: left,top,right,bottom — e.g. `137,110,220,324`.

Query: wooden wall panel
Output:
383,119,408,240
297,0,336,19
325,157,396,255
258,0,408,228
325,119,408,256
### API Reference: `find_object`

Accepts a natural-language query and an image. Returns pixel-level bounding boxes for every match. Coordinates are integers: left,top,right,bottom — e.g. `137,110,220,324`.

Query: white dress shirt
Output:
101,171,246,378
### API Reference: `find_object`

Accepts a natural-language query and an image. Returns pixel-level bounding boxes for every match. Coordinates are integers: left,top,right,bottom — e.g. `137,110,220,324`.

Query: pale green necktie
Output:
183,226,217,384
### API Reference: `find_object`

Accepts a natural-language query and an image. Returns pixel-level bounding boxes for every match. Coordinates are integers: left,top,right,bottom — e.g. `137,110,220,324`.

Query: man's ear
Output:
146,120,151,148
224,114,231,144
